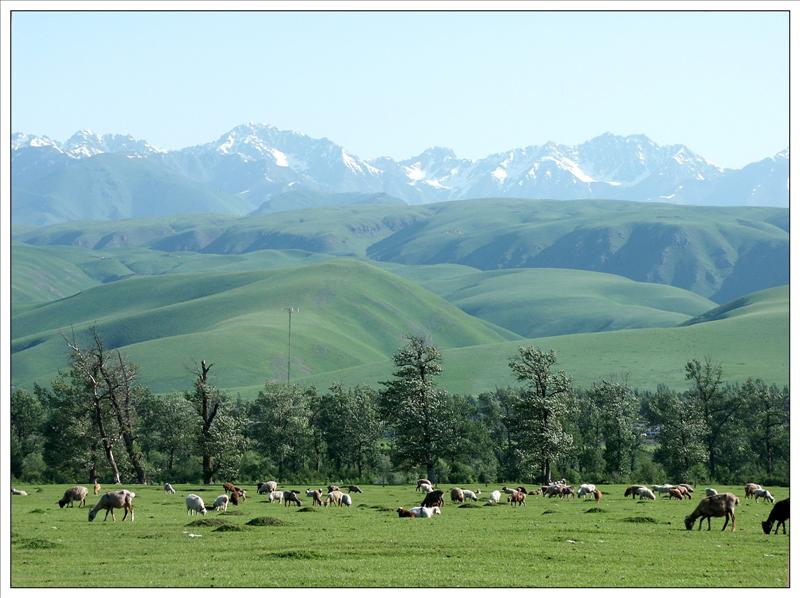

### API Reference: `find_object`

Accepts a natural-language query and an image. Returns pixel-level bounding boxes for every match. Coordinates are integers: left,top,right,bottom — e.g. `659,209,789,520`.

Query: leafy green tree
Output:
322,383,383,479
738,379,789,480
588,380,639,480
10,388,45,480
475,388,519,481
379,336,455,483
685,357,743,479
570,388,605,480
508,346,574,483
649,385,708,481
138,392,199,481
248,382,314,480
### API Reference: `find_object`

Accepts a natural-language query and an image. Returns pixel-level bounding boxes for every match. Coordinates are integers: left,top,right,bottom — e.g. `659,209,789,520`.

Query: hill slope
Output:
11,259,518,393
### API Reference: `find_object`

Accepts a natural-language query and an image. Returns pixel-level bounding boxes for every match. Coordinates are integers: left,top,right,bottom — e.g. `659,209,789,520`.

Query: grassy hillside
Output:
380,263,716,337
15,198,787,302
11,259,518,393
250,189,406,214
289,286,788,396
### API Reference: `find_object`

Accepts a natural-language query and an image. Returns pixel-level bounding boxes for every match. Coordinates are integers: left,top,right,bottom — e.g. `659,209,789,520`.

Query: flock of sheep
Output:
18,477,788,536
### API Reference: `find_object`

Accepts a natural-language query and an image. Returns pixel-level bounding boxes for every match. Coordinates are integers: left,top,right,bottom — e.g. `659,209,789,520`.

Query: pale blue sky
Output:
11,10,789,168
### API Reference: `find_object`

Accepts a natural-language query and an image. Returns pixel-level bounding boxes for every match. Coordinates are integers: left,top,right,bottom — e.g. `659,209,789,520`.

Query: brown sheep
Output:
88,490,135,523
508,490,526,506
668,487,684,500
684,492,739,532
450,488,465,504
397,507,417,518
93,479,101,496
223,482,244,506
326,490,344,507
348,485,363,494
311,489,324,507
624,485,645,498
592,489,602,502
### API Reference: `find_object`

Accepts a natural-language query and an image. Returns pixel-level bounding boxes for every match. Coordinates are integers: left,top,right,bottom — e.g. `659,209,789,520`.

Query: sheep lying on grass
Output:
58,486,88,508
88,490,135,523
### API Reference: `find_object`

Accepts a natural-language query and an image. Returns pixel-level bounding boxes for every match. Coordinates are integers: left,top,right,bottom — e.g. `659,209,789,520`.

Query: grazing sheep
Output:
560,486,575,499
450,488,465,504
577,484,597,498
88,490,135,523
186,494,207,516
636,487,656,500
310,489,324,506
213,494,229,513
501,486,516,494
348,485,363,494
341,493,353,507
397,507,417,518
258,481,277,494
488,490,502,505
268,490,283,503
58,486,88,508
223,482,241,506
421,490,445,509
418,482,434,494
624,485,646,498
462,489,480,501
508,490,526,506
745,483,762,500
416,479,432,492
283,491,302,507
684,492,739,532
326,490,344,507
327,485,340,493
678,484,695,494
164,483,176,494
676,486,693,499
653,484,675,496
93,479,101,496
592,489,603,503
705,488,719,497
762,498,789,535
11,488,28,496
754,488,775,504
668,488,684,500
515,486,529,495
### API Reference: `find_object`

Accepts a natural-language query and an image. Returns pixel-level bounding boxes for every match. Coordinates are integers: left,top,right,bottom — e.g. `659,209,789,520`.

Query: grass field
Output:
10,483,789,587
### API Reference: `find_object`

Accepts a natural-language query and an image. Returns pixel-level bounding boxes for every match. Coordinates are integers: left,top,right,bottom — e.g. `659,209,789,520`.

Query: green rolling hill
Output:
289,285,789,396
11,259,518,393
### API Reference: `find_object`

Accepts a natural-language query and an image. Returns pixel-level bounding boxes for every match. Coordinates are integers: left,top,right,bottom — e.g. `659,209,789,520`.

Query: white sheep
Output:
268,490,283,503
258,481,277,494
88,490,135,522
636,487,656,500
705,488,718,497
577,484,597,498
185,494,207,516
419,482,433,494
488,490,502,504
164,483,176,494
213,494,229,512
653,484,675,496
341,493,353,507
410,506,440,518
462,489,480,501
754,488,775,503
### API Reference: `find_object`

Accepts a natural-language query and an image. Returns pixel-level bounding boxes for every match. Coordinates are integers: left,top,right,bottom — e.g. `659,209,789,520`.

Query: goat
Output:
705,488,719,497
283,491,302,507
223,482,242,506
416,479,432,492
450,488,465,504
762,498,789,535
684,492,739,532
93,479,101,496
164,483,176,494
88,490,135,522
421,490,445,509
508,490,526,506
348,485,363,494
58,486,88,508
754,488,775,504
185,494,208,516
488,490,502,505
213,494,229,513
397,507,417,518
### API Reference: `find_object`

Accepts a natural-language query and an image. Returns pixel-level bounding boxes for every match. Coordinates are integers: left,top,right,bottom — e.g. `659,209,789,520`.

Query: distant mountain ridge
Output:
12,123,789,225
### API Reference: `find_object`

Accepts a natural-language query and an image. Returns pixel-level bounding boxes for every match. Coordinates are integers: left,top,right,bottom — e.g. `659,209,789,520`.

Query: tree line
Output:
11,332,789,487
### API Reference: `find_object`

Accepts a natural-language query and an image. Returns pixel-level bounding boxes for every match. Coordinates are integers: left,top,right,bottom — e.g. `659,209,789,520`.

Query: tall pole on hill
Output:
284,307,299,384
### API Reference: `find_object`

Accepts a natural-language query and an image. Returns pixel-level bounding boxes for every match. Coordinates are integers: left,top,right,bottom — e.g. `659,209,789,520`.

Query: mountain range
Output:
11,124,789,225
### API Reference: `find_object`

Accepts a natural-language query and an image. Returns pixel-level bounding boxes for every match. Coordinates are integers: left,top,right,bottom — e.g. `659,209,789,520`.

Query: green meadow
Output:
10,484,789,587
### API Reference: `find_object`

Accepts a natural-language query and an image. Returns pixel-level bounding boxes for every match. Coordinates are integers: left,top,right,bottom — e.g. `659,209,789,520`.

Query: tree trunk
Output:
203,455,213,485
427,461,435,485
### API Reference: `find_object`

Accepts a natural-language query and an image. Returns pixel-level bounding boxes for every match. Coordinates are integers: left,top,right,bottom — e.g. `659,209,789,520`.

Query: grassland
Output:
10,483,789,587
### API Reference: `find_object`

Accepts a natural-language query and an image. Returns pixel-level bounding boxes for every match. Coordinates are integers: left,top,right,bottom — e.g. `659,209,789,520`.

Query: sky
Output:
10,9,789,168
